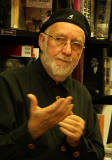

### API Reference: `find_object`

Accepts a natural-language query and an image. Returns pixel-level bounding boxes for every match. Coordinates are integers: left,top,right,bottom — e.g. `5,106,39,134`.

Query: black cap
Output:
40,8,91,40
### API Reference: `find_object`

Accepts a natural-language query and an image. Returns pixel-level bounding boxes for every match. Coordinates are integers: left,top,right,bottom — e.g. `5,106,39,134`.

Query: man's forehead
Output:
49,22,85,34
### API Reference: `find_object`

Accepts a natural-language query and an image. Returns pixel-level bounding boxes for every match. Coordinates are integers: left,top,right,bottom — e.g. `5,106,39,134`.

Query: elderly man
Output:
0,8,104,160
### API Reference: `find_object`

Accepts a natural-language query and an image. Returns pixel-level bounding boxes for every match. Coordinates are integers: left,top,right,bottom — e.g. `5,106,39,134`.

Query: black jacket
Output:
0,58,104,160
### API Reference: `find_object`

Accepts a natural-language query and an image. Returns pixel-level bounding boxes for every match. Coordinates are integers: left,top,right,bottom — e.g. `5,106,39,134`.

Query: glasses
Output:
44,32,85,51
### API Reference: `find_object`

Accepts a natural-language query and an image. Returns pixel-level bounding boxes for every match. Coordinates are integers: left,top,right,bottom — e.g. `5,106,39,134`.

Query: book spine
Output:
73,0,80,11
90,0,95,37
80,0,91,26
0,0,11,28
26,0,52,8
103,54,112,95
72,51,84,82
80,0,84,13
97,113,104,141
94,0,111,39
11,0,19,28
0,45,35,57
109,1,112,41
108,58,112,94
104,57,110,95
24,1,52,32
101,105,112,146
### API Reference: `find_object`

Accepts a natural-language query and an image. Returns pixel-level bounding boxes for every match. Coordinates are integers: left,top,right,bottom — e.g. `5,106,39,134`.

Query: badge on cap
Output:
67,15,74,20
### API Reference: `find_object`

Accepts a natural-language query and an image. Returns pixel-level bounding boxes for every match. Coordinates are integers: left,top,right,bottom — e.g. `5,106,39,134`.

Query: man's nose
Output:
62,41,72,56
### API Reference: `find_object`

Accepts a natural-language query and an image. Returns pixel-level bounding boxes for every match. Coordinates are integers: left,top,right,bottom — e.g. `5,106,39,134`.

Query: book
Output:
90,0,95,37
80,0,95,37
103,55,112,96
52,0,61,11
107,113,112,144
72,51,84,83
23,0,52,32
11,0,19,28
80,0,91,26
11,0,26,30
109,1,112,41
83,47,104,97
0,45,35,57
95,104,112,147
94,0,112,39
97,113,104,140
72,1,84,83
25,0,52,8
0,0,26,30
101,105,112,146
73,0,80,12
0,0,11,28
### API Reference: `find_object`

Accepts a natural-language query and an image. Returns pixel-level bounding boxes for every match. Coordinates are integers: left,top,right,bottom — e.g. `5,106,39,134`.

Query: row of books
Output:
96,105,112,159
73,0,112,39
104,56,112,96
0,0,53,33
0,45,39,73
0,0,112,39
83,47,112,97
0,45,39,58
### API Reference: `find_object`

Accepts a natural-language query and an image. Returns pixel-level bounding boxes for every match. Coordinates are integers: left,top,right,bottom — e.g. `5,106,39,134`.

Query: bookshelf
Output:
0,1,112,160
0,29,38,46
83,37,112,105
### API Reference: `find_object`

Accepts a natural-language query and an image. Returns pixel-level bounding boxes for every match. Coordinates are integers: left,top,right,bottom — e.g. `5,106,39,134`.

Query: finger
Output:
45,96,72,113
27,94,39,112
51,96,73,115
58,121,75,132
59,127,81,140
44,98,65,113
58,118,75,126
59,127,74,137
56,96,73,114
58,118,85,133
67,115,85,125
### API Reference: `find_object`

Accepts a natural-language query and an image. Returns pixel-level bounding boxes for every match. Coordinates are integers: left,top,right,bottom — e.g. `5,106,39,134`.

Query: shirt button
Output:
28,143,35,150
72,151,80,157
60,145,66,152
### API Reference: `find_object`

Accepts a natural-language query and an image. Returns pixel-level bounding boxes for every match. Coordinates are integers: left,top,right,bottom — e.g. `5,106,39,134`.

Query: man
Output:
0,8,104,160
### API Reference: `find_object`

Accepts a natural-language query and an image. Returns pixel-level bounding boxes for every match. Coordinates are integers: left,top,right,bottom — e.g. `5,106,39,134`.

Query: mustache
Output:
55,55,72,62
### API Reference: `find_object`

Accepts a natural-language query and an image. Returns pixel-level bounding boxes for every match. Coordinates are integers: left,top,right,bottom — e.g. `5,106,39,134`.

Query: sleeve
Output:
66,89,105,160
0,75,40,160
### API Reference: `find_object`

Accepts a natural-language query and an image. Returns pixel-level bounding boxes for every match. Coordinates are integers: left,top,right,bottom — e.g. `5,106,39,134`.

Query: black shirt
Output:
0,58,104,160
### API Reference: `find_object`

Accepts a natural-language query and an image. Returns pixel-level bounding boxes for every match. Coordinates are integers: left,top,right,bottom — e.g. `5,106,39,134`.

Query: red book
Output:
0,45,34,57
72,51,84,83
73,0,80,12
97,114,104,141
73,0,84,83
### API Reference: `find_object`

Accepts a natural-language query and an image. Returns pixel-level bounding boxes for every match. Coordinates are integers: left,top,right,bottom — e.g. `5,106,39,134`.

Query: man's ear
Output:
38,33,45,52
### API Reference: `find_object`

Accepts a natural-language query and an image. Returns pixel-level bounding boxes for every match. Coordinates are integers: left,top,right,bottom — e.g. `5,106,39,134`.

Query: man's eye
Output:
73,42,81,46
55,37,64,41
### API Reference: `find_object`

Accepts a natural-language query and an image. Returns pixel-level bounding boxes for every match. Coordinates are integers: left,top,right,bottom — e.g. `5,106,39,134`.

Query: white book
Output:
101,105,112,146
94,0,112,39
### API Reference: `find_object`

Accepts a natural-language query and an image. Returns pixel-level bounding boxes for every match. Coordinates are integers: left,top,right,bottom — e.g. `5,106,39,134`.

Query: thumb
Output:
27,94,40,112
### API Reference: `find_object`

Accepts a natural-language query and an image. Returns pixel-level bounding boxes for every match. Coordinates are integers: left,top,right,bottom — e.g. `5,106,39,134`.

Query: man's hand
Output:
27,94,74,139
58,115,85,147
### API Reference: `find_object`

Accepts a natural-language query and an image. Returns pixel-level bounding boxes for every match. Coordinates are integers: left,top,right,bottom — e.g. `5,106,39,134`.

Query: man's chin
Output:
52,70,72,78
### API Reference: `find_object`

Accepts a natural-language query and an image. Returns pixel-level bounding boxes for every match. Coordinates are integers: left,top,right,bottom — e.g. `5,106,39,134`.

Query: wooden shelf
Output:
92,95,112,105
0,28,112,48
0,29,39,47
87,38,112,47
